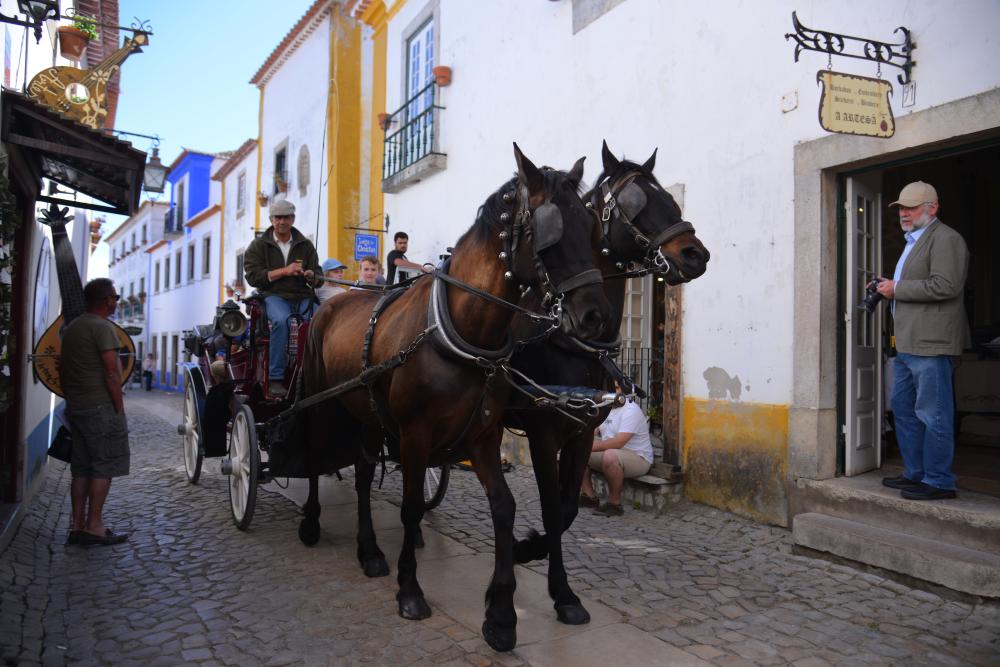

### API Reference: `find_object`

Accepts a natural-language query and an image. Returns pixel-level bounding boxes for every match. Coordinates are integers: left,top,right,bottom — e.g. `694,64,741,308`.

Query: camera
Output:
858,277,884,313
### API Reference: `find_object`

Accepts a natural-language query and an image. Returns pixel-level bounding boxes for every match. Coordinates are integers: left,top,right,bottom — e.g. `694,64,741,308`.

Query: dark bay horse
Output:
505,141,710,624
299,145,611,651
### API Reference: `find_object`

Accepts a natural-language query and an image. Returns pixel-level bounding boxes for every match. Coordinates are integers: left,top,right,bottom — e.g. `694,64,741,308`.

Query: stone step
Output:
789,471,1000,555
792,512,1000,597
589,472,682,512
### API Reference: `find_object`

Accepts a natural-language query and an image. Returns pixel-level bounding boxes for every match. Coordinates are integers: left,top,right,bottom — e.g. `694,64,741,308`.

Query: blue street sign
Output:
354,233,379,261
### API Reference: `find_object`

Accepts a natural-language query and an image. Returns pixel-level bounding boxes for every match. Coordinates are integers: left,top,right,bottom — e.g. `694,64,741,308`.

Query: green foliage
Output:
72,14,99,41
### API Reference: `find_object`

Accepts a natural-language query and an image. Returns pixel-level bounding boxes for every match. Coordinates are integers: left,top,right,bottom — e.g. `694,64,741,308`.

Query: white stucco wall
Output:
380,0,1000,406
219,146,259,293
258,19,330,256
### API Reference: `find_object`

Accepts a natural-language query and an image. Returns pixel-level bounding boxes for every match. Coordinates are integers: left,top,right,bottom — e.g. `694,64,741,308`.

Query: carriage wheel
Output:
228,404,260,531
180,369,205,484
423,465,450,511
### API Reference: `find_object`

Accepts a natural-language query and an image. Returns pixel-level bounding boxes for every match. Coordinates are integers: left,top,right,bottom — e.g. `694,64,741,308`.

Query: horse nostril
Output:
683,246,708,264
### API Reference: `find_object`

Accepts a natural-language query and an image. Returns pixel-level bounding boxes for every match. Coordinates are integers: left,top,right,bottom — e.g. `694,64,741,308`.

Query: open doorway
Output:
844,142,1000,495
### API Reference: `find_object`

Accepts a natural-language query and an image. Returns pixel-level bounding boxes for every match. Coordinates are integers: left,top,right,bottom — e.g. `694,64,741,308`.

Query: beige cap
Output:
270,199,296,216
889,181,938,207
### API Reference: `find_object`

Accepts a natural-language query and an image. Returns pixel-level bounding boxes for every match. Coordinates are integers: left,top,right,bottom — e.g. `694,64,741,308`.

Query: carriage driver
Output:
243,199,322,396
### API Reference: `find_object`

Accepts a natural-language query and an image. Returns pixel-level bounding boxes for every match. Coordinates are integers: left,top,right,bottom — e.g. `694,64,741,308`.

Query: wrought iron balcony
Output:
163,206,183,238
382,81,446,191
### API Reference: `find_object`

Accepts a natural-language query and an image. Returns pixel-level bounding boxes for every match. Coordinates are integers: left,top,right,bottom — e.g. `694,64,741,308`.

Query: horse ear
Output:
601,140,620,173
641,148,658,173
513,142,545,199
566,156,585,188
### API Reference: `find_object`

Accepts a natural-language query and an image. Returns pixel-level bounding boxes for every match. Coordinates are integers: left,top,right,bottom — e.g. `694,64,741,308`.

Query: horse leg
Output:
523,427,590,625
298,475,321,546
395,436,432,621
512,425,551,565
470,431,519,652
355,450,389,577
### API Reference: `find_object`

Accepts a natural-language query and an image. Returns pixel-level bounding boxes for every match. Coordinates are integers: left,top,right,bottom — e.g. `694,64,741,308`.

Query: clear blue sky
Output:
90,0,315,276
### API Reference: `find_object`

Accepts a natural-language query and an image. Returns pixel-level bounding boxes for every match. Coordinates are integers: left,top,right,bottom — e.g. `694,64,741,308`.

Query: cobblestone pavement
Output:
1,392,998,666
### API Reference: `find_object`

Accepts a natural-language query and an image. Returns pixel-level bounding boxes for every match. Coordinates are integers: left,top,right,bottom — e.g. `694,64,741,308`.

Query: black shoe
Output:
78,529,129,546
578,493,599,508
901,483,957,500
269,380,287,397
882,474,922,490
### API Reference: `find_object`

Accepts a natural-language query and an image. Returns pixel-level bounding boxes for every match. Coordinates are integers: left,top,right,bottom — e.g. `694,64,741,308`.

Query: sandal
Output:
78,529,129,546
578,493,599,508
593,502,623,517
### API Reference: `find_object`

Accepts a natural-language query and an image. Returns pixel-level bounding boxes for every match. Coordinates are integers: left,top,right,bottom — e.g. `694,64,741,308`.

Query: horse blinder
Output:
530,202,564,253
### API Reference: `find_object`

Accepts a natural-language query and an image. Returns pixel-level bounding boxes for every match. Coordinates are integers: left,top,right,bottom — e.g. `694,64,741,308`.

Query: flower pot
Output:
257,192,269,207
58,26,90,61
432,65,452,87
377,112,392,130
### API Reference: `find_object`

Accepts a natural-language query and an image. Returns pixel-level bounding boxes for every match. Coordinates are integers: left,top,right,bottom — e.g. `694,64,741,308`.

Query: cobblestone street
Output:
1,392,998,666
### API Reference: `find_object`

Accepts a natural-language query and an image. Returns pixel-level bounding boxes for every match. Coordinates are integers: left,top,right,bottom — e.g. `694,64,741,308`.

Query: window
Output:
297,146,310,196
274,145,288,195
139,277,145,295
154,263,160,292
131,232,136,250
175,250,182,285
141,224,147,244
202,236,211,276
164,257,170,289
111,247,116,263
129,282,134,297
121,240,126,257
185,247,193,282
237,171,247,217
235,251,245,287
175,180,186,225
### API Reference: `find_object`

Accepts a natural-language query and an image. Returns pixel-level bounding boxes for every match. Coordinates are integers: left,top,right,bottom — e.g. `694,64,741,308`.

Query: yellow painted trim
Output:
254,86,265,232
682,398,790,526
327,12,363,276
385,0,407,22
365,2,389,273
358,0,386,28
219,179,226,305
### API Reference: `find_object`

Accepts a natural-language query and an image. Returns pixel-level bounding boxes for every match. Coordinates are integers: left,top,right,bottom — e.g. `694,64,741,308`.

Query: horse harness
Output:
590,171,697,279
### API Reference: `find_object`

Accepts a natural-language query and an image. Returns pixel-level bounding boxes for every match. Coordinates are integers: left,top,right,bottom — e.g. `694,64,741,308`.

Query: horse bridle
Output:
588,171,697,279
498,182,603,317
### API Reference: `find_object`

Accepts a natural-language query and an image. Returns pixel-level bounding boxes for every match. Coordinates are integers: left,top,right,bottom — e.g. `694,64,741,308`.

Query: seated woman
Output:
579,386,653,516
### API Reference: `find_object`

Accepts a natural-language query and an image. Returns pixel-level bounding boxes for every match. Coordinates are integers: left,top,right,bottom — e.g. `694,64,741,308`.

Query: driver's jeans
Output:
264,295,314,380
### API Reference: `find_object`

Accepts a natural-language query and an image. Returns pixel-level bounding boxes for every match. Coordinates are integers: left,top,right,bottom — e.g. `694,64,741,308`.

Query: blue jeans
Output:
890,353,956,490
264,296,314,380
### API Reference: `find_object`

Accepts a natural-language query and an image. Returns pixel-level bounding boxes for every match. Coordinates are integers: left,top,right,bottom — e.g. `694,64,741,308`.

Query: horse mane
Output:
459,168,577,249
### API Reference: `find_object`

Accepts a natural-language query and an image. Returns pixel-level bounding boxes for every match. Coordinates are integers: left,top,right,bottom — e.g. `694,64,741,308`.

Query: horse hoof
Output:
556,603,591,625
362,557,390,578
482,619,516,652
298,519,320,546
397,595,432,620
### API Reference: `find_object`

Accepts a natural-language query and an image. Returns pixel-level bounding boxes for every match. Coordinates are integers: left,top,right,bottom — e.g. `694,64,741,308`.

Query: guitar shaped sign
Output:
27,31,149,130
33,204,136,396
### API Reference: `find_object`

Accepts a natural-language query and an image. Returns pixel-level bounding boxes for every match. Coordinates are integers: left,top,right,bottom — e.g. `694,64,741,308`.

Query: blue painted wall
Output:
168,152,215,221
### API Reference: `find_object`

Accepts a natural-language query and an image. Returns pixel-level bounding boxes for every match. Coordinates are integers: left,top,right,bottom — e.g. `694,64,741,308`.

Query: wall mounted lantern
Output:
0,0,60,43
142,146,168,193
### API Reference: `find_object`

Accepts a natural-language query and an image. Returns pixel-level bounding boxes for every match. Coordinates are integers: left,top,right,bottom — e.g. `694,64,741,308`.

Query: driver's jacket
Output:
243,226,321,301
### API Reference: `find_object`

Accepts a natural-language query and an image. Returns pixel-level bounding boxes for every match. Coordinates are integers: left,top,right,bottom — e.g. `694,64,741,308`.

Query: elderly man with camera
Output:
872,181,969,501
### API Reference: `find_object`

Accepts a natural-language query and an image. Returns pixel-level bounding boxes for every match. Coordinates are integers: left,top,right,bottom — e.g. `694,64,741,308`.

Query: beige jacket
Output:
893,220,970,356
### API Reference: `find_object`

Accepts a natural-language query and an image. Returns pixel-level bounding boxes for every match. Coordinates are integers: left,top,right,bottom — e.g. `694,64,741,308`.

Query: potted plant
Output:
377,112,393,130
58,15,99,61
257,191,269,207
432,65,452,87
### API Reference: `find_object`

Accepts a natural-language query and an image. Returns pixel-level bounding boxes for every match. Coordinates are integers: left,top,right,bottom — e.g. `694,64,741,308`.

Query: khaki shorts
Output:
68,404,130,479
588,448,651,478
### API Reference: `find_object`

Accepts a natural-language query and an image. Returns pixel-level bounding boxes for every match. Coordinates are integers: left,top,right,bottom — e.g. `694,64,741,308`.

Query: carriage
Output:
176,292,449,531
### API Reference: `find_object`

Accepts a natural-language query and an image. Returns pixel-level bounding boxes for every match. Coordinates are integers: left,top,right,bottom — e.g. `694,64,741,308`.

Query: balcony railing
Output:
163,207,182,238
382,81,445,182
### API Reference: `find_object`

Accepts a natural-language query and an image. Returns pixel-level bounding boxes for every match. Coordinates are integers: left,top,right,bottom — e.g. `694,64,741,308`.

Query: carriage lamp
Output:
1,1,60,43
216,301,247,339
142,146,168,193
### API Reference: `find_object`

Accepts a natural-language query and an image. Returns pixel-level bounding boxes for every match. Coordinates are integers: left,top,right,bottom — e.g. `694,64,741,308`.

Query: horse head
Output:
591,140,710,285
504,143,610,340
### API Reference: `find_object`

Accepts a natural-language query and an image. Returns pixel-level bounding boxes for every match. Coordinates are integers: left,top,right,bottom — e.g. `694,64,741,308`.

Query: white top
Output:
597,400,653,463
316,284,347,303
276,237,292,264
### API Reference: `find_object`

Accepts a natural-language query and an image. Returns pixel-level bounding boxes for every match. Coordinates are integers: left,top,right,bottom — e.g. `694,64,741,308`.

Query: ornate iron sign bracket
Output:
784,11,915,84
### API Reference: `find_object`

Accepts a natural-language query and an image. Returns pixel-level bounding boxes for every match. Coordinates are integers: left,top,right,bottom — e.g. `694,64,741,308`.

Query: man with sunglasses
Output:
60,278,130,546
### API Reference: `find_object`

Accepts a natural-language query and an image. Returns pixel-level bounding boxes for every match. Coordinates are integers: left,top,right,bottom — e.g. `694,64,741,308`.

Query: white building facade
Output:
354,0,1000,526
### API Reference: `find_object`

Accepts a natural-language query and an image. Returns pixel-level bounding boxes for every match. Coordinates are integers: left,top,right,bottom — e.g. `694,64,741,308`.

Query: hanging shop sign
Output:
817,71,894,138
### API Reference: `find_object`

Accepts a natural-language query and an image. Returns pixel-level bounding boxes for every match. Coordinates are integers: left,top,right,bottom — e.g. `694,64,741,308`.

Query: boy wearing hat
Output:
873,181,970,500
243,199,321,395
317,258,348,303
